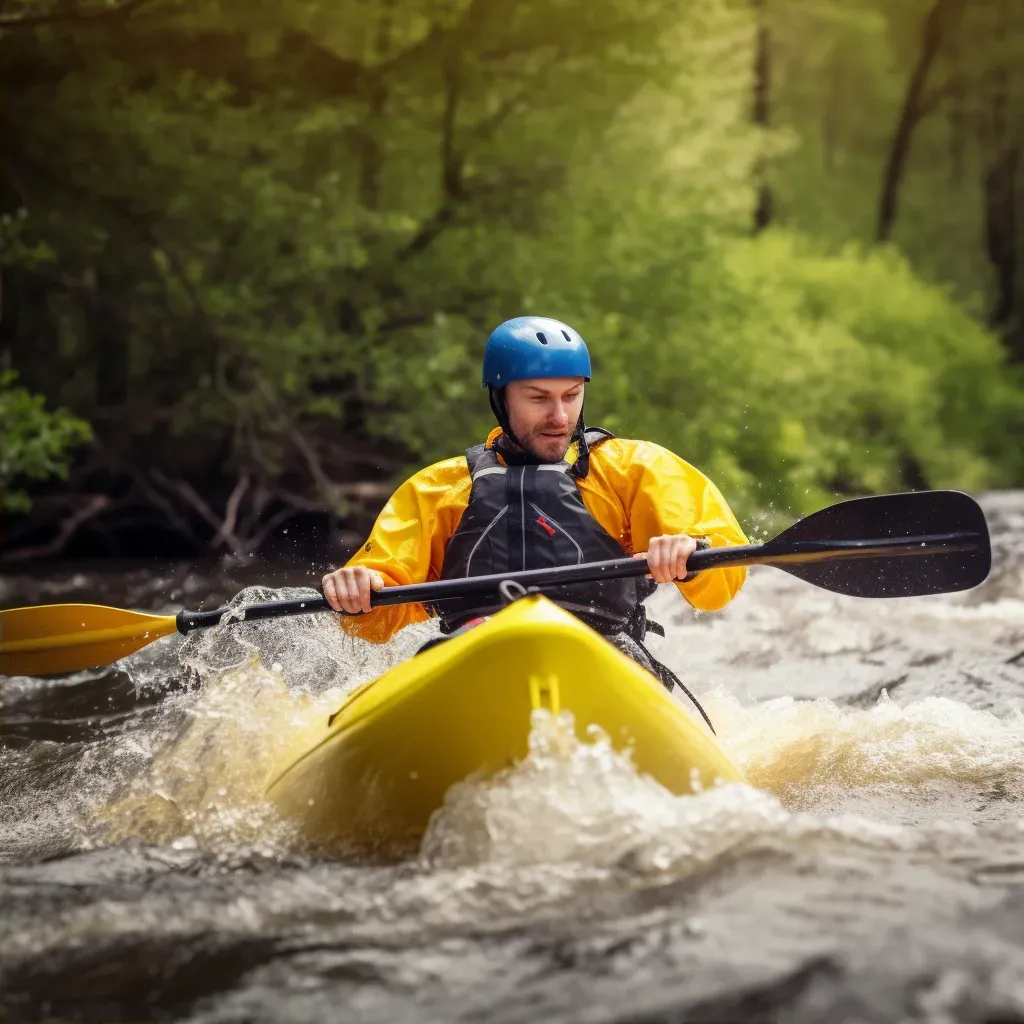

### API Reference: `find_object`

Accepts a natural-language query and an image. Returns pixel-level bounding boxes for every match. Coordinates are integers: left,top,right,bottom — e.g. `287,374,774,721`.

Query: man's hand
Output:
634,534,698,584
322,566,384,614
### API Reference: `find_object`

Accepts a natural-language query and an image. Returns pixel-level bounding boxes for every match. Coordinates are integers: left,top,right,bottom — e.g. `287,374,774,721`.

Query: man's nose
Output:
551,403,570,426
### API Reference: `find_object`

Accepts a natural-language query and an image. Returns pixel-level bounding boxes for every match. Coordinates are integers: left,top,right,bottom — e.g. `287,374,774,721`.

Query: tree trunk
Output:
876,0,966,242
357,0,395,211
93,271,130,407
821,43,845,174
944,34,966,185
983,143,1020,332
752,0,773,232
979,5,1021,356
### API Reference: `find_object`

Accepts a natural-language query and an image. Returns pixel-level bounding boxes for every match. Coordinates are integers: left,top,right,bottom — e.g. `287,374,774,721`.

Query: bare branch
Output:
4,495,110,562
210,473,250,553
237,482,271,540
130,469,203,546
150,471,223,533
287,423,343,503
243,500,306,553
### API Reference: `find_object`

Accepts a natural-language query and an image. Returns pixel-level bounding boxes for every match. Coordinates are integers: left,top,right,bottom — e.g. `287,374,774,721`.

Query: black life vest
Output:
432,428,656,635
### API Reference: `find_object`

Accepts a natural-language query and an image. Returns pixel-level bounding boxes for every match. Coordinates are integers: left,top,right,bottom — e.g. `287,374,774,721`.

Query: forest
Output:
3,0,1023,561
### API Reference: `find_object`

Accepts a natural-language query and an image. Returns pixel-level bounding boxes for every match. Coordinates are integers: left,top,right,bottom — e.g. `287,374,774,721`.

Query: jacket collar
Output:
483,426,581,468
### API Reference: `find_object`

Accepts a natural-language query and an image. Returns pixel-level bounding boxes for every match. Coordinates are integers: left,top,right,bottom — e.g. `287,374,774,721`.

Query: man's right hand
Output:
322,566,385,614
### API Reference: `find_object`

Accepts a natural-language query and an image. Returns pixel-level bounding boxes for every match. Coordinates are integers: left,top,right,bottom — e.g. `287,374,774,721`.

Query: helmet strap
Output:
488,386,588,471
488,386,524,451
571,400,591,478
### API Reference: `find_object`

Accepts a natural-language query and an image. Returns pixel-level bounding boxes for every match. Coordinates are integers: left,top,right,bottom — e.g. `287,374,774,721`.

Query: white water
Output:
3,491,1024,1022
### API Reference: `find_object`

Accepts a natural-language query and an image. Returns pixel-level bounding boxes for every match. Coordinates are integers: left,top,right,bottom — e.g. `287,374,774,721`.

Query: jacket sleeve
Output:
617,441,748,611
338,458,468,643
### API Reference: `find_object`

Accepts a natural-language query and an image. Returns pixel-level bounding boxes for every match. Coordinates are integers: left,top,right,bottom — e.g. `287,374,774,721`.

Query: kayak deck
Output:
266,596,744,859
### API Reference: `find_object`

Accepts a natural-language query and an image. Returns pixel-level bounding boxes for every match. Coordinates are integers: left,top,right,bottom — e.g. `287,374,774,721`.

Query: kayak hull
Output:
266,595,743,858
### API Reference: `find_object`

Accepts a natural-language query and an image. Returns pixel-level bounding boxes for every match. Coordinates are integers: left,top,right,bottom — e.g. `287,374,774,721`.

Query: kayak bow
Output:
265,594,743,858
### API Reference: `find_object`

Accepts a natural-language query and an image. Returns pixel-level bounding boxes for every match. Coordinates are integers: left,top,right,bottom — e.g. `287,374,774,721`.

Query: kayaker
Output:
322,316,748,693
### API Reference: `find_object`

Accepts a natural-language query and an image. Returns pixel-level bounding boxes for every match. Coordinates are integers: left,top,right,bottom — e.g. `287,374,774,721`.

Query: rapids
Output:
2,491,1024,1022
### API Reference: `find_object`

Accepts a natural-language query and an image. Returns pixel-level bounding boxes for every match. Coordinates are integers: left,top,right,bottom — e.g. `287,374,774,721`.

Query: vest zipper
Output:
530,502,584,564
520,470,526,572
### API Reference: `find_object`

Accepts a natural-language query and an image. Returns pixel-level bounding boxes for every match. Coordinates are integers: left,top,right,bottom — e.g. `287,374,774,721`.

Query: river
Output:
2,492,1024,1023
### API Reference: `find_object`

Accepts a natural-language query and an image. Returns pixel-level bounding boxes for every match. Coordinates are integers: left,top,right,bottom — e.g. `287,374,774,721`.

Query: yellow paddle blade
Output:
0,603,179,677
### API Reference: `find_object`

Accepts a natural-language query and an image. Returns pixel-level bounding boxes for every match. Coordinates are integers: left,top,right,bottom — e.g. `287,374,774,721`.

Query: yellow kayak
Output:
266,595,744,858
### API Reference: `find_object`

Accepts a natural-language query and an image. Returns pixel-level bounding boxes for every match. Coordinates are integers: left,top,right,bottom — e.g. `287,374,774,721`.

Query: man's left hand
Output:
635,534,698,583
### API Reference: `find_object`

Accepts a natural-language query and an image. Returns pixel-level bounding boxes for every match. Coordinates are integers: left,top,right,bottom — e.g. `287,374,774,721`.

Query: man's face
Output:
504,377,585,463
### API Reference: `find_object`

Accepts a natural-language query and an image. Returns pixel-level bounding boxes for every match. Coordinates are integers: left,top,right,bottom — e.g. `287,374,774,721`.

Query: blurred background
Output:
3,0,1023,566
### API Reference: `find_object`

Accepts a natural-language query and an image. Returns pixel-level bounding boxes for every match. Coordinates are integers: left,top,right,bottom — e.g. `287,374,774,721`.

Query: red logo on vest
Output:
536,515,556,537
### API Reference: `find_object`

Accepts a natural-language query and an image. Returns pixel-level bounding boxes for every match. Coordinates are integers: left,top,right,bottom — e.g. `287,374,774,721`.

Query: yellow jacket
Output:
342,429,748,643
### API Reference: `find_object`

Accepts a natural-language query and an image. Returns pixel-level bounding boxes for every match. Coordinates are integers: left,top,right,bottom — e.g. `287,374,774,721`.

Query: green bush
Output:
0,371,93,513
369,222,1024,520
583,231,1024,518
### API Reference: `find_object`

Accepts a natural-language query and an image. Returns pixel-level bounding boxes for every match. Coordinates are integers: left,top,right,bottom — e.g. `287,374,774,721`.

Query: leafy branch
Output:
0,370,93,513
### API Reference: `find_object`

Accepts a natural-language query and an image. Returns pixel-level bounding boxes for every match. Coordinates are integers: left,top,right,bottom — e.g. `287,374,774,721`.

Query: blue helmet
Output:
482,317,591,388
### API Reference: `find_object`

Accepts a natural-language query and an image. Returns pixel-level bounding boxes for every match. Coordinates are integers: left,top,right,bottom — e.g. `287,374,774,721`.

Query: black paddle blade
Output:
769,490,991,598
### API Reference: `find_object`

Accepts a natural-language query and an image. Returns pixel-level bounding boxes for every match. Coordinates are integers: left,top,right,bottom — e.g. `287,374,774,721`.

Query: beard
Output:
513,422,575,463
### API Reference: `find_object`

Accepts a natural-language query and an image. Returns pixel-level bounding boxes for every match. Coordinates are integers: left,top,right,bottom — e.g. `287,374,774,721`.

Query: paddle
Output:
0,489,990,677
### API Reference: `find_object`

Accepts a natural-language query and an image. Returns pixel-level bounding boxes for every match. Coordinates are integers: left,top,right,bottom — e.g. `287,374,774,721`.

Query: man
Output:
322,316,748,693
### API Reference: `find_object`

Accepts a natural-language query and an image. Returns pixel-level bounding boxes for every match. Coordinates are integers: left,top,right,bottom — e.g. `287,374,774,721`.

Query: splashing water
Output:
714,688,1024,792
420,709,913,876
5,579,1023,873
95,656,334,852
14,623,1024,861
0,586,439,861
90,588,442,854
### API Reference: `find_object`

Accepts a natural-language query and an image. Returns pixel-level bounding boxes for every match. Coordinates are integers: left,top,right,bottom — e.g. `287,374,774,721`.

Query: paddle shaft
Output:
174,529,981,634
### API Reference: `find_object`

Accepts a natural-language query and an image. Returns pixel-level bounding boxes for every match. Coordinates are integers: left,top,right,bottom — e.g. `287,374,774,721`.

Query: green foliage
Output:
375,207,1024,520
0,371,93,513
2,0,1021,548
366,22,1024,518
